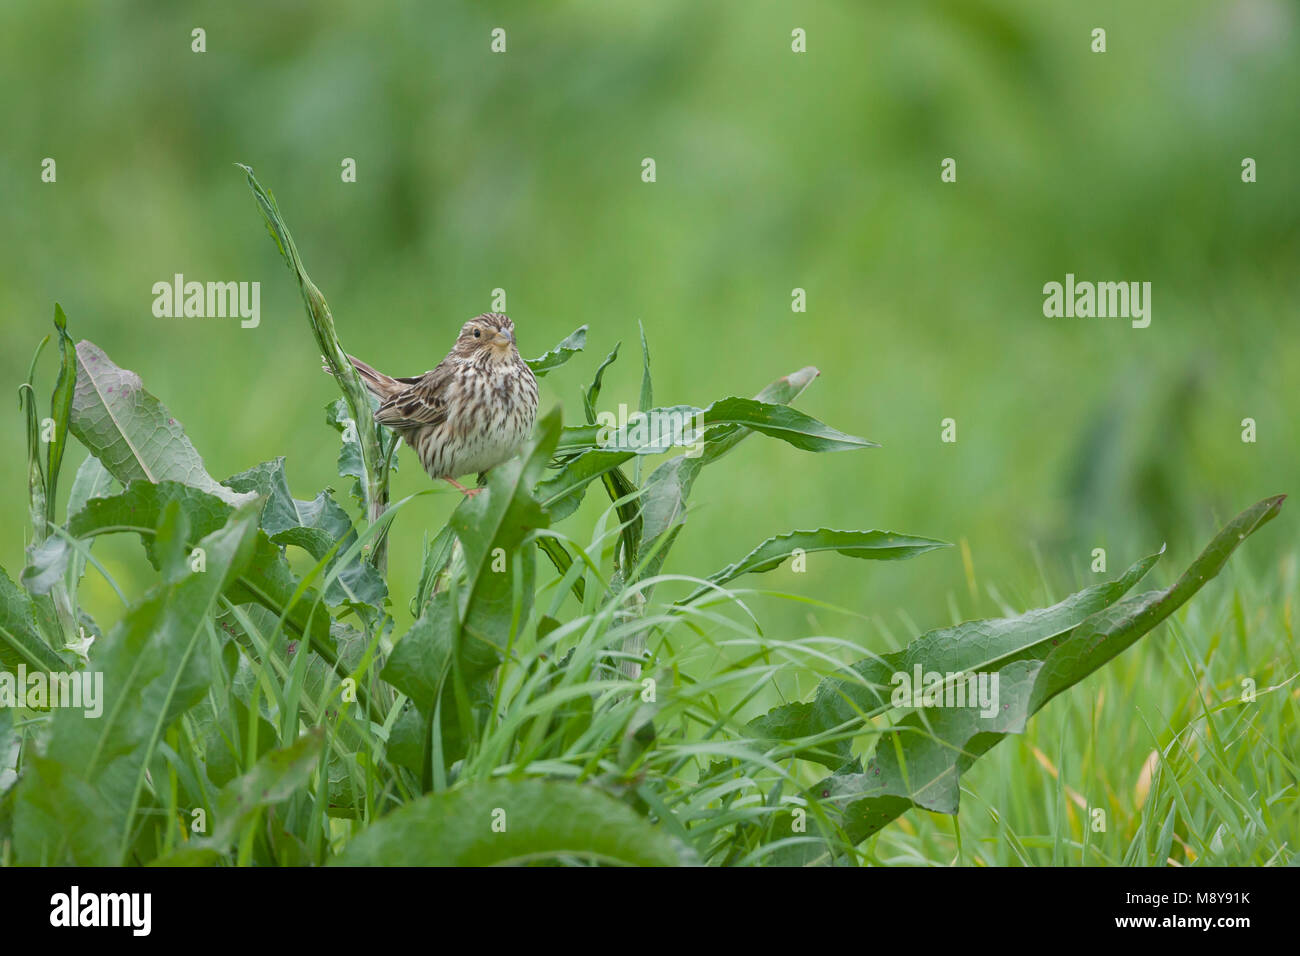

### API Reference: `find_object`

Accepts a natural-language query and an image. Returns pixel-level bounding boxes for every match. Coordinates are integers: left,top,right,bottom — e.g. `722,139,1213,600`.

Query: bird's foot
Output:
443,477,484,497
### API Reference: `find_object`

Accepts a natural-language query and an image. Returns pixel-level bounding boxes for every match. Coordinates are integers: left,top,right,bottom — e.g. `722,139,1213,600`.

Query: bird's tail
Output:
323,353,402,400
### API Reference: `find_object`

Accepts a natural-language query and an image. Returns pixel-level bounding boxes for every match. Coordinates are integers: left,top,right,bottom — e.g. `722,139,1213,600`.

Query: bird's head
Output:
454,312,518,365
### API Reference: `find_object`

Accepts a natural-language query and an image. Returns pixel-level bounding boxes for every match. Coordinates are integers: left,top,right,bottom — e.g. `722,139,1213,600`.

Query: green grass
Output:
1,288,1291,865
2,0,1296,863
872,557,1299,865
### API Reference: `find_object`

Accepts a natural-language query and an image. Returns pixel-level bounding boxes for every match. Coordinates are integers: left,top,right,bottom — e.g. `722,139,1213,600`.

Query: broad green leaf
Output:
39,480,333,652
536,449,637,521
700,397,876,453
764,495,1284,864
203,730,324,850
1029,494,1285,710
0,565,68,674
542,370,871,524
10,755,118,866
197,692,279,790
13,503,261,865
526,325,588,377
332,779,695,865
557,394,875,457
750,550,1163,769
224,458,386,609
683,529,951,605
69,340,254,507
383,590,457,712
68,481,231,566
66,453,115,522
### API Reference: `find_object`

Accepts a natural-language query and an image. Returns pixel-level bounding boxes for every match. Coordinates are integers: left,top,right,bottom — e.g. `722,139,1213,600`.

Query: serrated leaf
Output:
326,397,399,509
683,529,951,605
48,481,333,651
224,458,386,609
526,325,587,377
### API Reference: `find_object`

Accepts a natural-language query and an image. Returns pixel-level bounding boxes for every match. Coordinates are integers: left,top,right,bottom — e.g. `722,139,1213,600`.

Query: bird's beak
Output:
492,330,514,348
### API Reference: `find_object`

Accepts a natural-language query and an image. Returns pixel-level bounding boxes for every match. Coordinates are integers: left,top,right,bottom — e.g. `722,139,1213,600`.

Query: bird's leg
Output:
443,476,483,498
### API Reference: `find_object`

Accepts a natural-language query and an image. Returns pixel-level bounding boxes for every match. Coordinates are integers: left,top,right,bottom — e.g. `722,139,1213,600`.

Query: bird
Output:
329,313,538,497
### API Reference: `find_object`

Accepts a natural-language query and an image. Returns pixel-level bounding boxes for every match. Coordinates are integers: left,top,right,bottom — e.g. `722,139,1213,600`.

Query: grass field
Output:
1,1,1296,866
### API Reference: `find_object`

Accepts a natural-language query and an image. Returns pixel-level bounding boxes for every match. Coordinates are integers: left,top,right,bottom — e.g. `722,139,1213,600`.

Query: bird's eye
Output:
473,329,481,338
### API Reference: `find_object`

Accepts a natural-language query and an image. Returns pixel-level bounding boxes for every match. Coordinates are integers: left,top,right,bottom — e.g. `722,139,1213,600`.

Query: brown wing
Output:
374,359,457,428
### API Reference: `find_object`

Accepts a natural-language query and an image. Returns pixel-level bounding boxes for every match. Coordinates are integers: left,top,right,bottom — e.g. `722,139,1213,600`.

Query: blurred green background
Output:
2,0,1297,646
